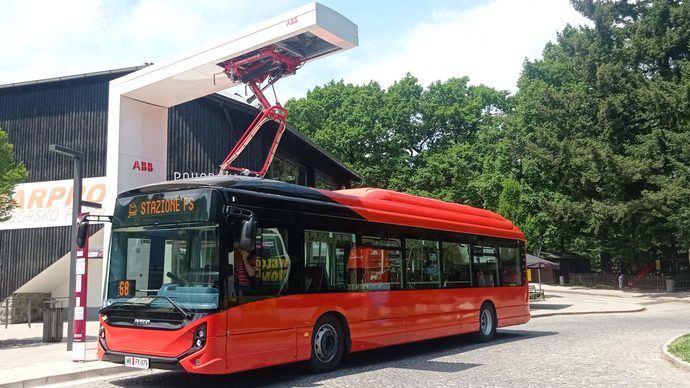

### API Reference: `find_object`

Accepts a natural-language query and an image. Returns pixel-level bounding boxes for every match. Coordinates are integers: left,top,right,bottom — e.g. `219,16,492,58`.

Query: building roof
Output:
540,252,591,261
0,65,150,90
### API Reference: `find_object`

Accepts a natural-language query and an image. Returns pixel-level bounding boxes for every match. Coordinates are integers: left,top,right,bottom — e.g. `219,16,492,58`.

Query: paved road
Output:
76,296,690,387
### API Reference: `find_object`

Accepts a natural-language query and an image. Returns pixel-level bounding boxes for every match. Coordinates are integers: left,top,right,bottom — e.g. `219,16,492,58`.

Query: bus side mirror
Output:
238,218,257,252
76,221,89,248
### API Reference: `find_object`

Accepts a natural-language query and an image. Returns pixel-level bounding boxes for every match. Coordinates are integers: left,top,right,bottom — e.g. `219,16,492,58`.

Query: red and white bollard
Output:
72,215,89,361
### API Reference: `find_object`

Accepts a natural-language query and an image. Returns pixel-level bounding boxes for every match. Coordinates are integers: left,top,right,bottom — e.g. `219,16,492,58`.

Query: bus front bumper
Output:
98,334,226,374
100,350,184,371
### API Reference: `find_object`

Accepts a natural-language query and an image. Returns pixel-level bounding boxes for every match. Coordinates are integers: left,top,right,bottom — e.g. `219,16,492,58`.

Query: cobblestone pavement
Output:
76,301,690,387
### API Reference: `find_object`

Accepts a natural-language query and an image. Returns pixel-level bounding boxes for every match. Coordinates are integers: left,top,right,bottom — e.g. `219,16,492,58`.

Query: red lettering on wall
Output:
132,161,154,173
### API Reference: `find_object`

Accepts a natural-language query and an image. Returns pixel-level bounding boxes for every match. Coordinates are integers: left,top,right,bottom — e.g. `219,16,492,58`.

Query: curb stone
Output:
530,306,646,318
0,365,131,388
662,335,690,372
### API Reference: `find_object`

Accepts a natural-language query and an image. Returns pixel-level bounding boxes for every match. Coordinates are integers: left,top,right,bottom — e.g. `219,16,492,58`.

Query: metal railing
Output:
2,296,66,328
673,277,690,290
568,272,689,291
628,275,665,291
569,273,618,288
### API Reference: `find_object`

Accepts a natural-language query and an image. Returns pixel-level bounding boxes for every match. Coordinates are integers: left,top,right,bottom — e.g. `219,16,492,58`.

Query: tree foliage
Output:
513,0,690,269
286,74,509,190
0,128,27,221
286,0,690,271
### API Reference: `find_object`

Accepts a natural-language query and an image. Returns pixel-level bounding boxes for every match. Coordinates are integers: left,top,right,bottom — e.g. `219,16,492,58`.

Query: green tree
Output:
0,128,28,221
286,79,406,187
286,74,510,190
513,0,690,269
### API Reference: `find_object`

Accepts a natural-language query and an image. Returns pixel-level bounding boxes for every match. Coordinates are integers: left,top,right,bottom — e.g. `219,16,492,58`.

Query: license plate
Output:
124,356,150,369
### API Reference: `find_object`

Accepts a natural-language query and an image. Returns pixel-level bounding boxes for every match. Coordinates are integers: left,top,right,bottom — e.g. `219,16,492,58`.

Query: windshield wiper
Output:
155,296,194,320
99,296,193,320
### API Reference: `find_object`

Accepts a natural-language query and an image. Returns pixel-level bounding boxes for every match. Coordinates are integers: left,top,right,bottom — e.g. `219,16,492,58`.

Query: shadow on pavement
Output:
0,335,97,349
529,303,573,311
634,292,690,299
107,329,557,387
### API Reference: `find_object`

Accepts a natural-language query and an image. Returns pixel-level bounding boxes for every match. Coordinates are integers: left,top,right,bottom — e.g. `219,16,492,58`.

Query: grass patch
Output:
668,334,690,363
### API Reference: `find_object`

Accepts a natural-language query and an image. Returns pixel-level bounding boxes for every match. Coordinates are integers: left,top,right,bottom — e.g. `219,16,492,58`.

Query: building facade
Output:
0,67,359,319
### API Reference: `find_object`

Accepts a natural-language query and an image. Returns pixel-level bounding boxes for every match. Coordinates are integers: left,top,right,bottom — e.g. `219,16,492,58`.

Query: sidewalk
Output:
530,283,690,318
539,284,690,302
530,293,645,318
0,322,129,387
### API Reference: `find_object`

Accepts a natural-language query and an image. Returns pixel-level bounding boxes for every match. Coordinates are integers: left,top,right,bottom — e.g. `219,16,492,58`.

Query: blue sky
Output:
0,0,588,100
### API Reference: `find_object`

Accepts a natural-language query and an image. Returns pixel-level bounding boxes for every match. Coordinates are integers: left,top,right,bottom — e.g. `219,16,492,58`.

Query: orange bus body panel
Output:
100,287,529,374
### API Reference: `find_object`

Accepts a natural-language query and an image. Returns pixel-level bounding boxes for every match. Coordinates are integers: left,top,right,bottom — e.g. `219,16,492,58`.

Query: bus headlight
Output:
192,323,207,351
98,325,107,350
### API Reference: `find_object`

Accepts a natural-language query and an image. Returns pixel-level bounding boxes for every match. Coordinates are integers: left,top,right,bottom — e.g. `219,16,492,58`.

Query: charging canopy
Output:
111,2,358,108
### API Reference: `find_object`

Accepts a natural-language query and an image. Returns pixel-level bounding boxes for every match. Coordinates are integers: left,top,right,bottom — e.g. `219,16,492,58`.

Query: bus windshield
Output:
105,224,220,312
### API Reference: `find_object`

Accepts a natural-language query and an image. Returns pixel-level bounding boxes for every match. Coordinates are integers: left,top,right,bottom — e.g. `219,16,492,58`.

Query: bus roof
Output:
326,187,525,241
121,176,525,241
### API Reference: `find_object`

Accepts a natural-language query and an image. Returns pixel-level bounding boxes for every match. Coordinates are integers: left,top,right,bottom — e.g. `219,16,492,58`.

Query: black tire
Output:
308,315,345,373
476,303,497,342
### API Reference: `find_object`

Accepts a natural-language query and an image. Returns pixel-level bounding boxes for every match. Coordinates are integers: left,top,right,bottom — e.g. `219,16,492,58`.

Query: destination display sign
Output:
114,189,217,227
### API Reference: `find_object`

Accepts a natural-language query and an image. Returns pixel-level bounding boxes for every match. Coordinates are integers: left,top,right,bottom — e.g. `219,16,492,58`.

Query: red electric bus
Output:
90,176,529,374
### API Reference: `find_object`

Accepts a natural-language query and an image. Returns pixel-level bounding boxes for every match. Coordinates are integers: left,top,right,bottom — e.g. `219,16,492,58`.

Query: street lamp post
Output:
48,145,83,352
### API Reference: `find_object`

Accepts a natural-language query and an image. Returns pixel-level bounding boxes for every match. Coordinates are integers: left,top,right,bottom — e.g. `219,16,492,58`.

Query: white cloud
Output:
0,0,590,99
342,0,590,92
0,0,290,84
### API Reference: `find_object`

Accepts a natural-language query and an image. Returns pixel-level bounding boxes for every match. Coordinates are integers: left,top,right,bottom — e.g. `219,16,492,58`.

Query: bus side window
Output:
472,245,498,287
404,239,440,289
351,237,402,291
235,227,289,296
441,242,471,288
499,245,522,286
304,230,355,292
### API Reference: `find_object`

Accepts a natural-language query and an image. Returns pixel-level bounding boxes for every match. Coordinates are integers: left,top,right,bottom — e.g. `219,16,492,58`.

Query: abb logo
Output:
133,160,154,172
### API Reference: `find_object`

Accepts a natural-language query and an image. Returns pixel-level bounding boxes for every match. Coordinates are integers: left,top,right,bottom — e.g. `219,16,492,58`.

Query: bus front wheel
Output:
308,315,345,373
476,303,497,342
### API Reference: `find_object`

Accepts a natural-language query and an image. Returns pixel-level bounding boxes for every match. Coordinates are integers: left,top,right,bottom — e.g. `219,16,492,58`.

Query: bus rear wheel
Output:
476,303,496,342
308,315,345,373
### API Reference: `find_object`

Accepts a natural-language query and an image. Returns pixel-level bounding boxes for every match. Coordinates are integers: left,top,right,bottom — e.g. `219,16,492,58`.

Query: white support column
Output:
101,91,168,302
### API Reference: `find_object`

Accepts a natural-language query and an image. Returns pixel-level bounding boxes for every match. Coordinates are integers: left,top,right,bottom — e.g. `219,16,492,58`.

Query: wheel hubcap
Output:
480,309,493,336
314,323,338,363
